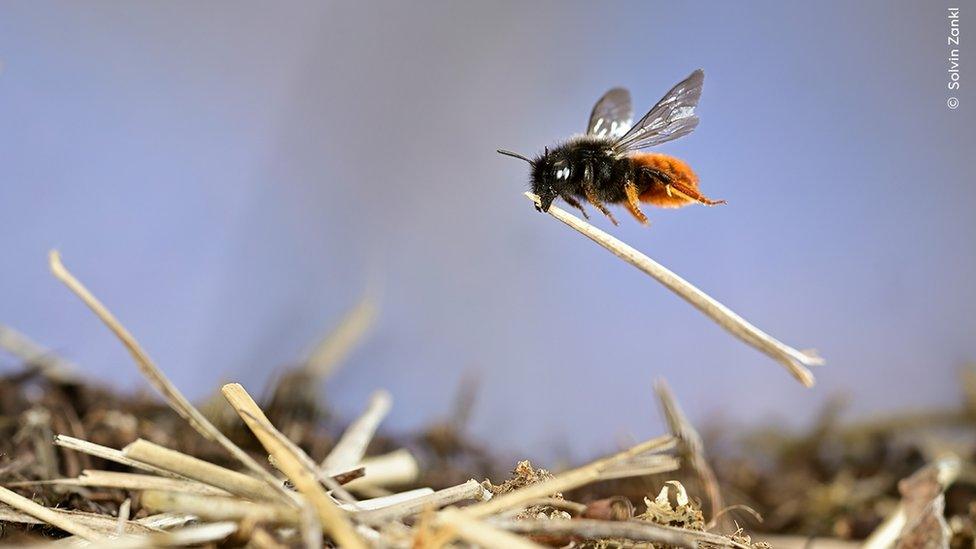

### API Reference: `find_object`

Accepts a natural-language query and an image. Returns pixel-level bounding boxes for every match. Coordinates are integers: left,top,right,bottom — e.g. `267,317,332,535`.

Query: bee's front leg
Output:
562,195,589,219
581,163,618,225
536,188,558,212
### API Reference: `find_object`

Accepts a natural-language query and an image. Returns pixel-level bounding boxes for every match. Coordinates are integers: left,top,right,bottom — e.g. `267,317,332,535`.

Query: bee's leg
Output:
583,188,618,225
623,182,649,225
582,162,618,225
562,195,590,219
665,184,727,206
640,167,672,185
639,166,725,206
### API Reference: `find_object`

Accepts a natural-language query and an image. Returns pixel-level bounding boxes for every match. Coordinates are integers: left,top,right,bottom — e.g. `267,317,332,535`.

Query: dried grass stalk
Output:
654,378,723,521
524,192,823,387
462,435,675,519
9,470,230,497
48,251,290,499
122,439,280,502
115,499,131,536
98,521,239,548
0,505,157,536
0,485,101,541
53,435,187,480
356,479,490,525
598,455,681,481
141,490,300,525
0,324,78,383
341,487,434,511
438,508,545,549
321,389,392,470
305,293,377,379
220,383,367,549
341,448,420,489
133,512,195,530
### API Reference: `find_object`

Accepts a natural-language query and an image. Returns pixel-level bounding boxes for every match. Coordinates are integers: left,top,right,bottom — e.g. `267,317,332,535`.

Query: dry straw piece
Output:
462,435,676,519
321,389,393,470
11,470,231,497
341,448,421,490
141,490,300,525
524,192,824,387
220,382,368,549
356,479,491,525
0,324,78,383
121,439,280,502
305,293,377,380
438,508,545,549
48,250,290,500
655,378,724,522
0,485,102,541
53,435,188,480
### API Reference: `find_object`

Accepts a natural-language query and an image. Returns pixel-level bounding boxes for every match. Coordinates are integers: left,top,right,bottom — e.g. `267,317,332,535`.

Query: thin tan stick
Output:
0,485,101,541
305,293,377,379
0,505,158,536
598,455,681,481
356,479,490,525
341,449,420,490
438,508,544,549
115,499,131,536
141,490,300,525
655,379,724,522
321,389,392,470
462,436,675,519
524,192,823,387
122,439,280,502
48,251,290,499
9,470,230,497
0,324,78,383
341,487,433,511
97,521,239,548
54,435,187,480
220,383,367,549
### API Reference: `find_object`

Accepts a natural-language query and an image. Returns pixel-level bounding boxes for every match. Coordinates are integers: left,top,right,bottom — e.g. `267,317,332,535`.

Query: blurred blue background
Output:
1,2,973,457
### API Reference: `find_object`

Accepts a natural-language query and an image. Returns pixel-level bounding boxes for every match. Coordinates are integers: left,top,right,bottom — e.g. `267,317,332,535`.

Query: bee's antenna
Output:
496,149,534,165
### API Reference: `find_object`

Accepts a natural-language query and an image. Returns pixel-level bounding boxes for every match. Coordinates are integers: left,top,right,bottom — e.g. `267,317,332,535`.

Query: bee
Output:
498,69,724,225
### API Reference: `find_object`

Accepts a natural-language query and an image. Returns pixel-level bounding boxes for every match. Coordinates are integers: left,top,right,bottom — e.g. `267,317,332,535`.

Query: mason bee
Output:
498,69,724,225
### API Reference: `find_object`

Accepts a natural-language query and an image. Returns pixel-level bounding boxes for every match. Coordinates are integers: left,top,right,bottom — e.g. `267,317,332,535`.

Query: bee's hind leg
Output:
624,182,649,225
561,195,590,220
639,166,726,207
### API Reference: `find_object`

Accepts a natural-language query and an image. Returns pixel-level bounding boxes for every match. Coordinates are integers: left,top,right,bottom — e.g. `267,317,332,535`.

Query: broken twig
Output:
523,192,823,387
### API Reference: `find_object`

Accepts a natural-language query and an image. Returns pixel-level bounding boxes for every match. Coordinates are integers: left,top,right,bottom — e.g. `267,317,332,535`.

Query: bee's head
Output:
497,146,565,212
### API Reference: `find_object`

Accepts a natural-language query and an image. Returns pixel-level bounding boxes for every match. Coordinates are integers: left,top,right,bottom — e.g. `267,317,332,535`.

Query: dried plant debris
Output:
3,343,975,547
638,481,705,531
486,460,558,496
483,460,571,520
0,250,971,547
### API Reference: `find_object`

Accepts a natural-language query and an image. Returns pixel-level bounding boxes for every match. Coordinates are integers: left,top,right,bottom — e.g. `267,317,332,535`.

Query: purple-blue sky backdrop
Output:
1,2,973,457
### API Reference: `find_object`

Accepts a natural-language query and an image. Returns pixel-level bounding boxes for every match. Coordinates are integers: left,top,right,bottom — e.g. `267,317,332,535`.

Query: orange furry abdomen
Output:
632,152,703,209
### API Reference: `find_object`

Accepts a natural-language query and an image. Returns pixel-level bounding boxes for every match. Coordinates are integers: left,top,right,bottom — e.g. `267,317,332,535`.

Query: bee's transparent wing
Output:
587,87,633,139
613,69,704,152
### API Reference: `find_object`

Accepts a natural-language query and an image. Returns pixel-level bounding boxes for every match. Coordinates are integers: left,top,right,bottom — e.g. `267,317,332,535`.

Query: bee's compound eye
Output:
553,167,570,180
